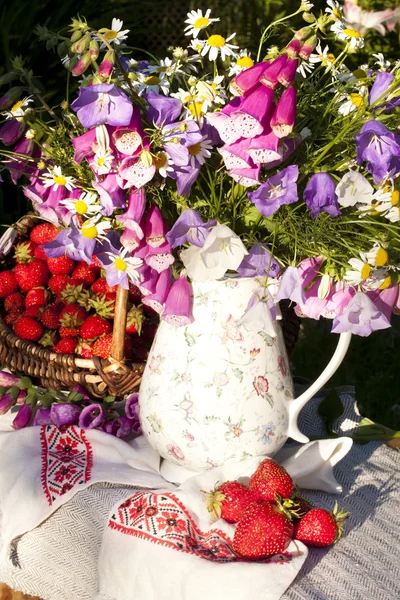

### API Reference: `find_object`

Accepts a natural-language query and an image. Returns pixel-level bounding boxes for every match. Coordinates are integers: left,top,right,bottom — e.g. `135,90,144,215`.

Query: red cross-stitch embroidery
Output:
40,425,93,506
108,491,293,564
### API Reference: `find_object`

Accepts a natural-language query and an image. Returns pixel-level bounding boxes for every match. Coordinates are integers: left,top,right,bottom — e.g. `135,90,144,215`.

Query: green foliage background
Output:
0,0,399,428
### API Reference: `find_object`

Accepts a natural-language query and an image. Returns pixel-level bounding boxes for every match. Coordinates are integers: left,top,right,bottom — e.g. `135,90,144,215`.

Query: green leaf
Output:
18,376,33,390
351,417,400,445
104,395,116,404
317,389,344,434
233,368,243,383
264,393,274,408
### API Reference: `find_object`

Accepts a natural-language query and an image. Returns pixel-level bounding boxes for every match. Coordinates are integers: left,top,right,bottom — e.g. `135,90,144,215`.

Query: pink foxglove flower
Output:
343,1,394,36
50,403,82,427
112,110,144,156
117,188,146,238
230,85,275,139
245,131,281,165
33,407,53,426
230,61,270,96
142,268,171,314
260,55,288,89
277,59,298,87
0,119,25,145
79,404,106,429
229,165,261,188
144,205,168,248
271,86,296,138
0,392,16,415
144,241,175,273
0,370,20,387
162,275,194,327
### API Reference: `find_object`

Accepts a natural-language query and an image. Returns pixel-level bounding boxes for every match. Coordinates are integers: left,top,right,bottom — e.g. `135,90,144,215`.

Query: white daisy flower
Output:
325,0,343,21
201,33,238,62
337,86,368,115
344,256,387,290
184,9,220,38
301,0,314,10
131,72,170,96
42,166,75,191
4,96,33,121
99,18,130,45
104,248,143,286
91,125,115,175
147,57,184,80
372,53,390,70
61,192,101,219
196,75,226,108
228,49,254,77
188,39,206,54
363,243,389,268
153,152,174,178
187,136,213,168
80,219,110,241
331,21,365,50
374,188,400,222
297,59,315,78
309,43,337,72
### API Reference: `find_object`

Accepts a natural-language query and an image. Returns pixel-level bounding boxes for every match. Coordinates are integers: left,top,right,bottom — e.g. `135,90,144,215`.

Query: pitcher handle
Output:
287,331,352,444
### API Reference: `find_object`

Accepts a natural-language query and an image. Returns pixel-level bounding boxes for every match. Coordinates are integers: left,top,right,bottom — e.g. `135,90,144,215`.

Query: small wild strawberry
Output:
72,261,96,286
41,303,63,329
47,256,75,275
25,287,48,308
14,260,48,292
249,458,293,502
233,500,293,559
48,274,71,295
34,246,47,260
59,303,86,328
0,271,19,298
80,315,112,341
4,292,25,313
91,277,117,296
203,481,259,523
14,316,43,342
4,311,21,326
24,305,44,319
54,336,78,354
126,305,144,335
294,504,349,548
30,223,59,245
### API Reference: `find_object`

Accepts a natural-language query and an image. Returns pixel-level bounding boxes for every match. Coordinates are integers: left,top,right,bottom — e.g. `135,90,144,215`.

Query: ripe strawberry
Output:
129,282,142,304
126,305,144,335
203,481,259,524
80,315,112,341
41,303,63,329
48,274,71,295
92,333,133,360
91,277,117,296
4,311,21,326
14,260,48,292
30,223,59,245
34,246,47,260
4,292,25,313
77,342,94,358
59,303,86,332
90,255,102,271
14,316,43,342
233,500,293,559
47,256,75,275
0,271,19,298
14,240,37,264
24,305,44,319
72,261,96,286
294,504,349,548
25,287,48,308
54,337,78,354
249,459,293,502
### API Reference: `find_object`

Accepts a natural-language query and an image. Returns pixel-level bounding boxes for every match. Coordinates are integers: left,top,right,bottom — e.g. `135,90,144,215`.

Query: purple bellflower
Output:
275,266,306,305
355,120,400,184
166,209,216,248
331,292,391,336
71,84,133,129
303,173,341,218
79,404,106,429
237,243,280,278
248,165,299,217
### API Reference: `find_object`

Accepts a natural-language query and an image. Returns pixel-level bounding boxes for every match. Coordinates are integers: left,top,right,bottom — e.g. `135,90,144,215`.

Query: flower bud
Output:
33,407,53,426
0,86,22,110
71,51,92,77
89,39,100,61
302,12,316,23
299,34,317,60
78,404,106,429
0,387,19,415
70,29,83,43
271,86,297,138
140,149,153,168
12,404,32,430
277,59,298,87
260,55,288,90
16,389,28,405
286,39,301,58
50,403,82,427
99,50,115,78
294,26,314,41
0,370,20,387
71,32,91,54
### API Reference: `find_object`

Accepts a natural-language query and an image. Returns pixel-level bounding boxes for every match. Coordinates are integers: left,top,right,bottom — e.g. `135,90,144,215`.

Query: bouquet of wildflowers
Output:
0,0,399,345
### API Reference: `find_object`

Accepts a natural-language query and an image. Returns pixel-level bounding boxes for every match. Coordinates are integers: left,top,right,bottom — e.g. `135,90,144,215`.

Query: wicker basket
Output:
0,215,300,399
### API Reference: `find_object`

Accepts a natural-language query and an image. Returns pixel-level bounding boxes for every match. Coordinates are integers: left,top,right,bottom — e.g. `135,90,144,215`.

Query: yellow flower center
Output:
187,101,204,118
115,257,127,271
208,35,226,48
75,200,88,215
361,263,372,280
188,142,201,156
333,8,342,19
375,248,388,267
82,223,98,239
379,275,391,290
391,190,399,206
104,30,118,40
237,56,254,68
326,53,336,63
11,100,24,113
350,93,364,108
144,75,160,85
156,66,168,73
97,157,105,167
154,152,168,170
194,17,209,29
344,28,361,38
53,175,67,186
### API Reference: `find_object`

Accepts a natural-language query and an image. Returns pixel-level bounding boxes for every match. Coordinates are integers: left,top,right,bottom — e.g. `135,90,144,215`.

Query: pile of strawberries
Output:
0,223,157,361
204,458,349,559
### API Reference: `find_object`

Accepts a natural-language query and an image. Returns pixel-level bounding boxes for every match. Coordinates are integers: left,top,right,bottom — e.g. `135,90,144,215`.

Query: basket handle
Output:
111,285,129,363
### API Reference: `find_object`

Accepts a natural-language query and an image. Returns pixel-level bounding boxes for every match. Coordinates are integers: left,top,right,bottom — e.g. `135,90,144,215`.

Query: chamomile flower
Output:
4,96,33,121
102,248,143,289
147,57,184,80
153,152,174,178
196,75,226,109
374,189,400,222
184,9,220,38
92,125,115,175
228,49,254,77
131,72,170,96
98,18,130,45
187,136,213,168
80,219,110,241
372,53,390,70
344,251,388,290
338,86,368,115
309,43,337,72
364,243,389,268
325,0,343,21
297,59,315,78
42,166,76,191
61,192,101,219
188,39,206,54
331,21,365,50
201,33,238,62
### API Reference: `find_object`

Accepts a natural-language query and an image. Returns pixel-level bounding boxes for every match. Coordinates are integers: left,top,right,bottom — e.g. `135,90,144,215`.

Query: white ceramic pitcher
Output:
139,277,351,472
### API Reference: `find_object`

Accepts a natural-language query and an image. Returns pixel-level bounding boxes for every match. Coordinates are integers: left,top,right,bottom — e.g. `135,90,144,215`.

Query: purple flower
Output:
12,404,32,430
230,61,271,97
71,84,133,129
72,128,98,164
142,268,171,314
118,154,156,189
104,416,135,438
229,165,261,188
6,137,39,184
0,392,16,415
369,71,400,110
0,119,25,146
260,55,288,89
271,86,296,138
144,241,175,273
275,266,306,305
50,403,82,427
248,165,299,217
125,393,141,433
303,173,341,218
0,370,20,387
33,407,53,426
44,221,94,263
331,292,391,337
93,174,125,216
78,404,106,429
162,120,203,167
246,131,281,166
146,91,182,127
230,85,275,139
169,164,201,198
162,275,194,327
277,59,298,87
166,209,215,248
355,120,400,184
99,249,143,290
112,111,144,156
116,188,145,238
237,243,280,278
145,205,168,248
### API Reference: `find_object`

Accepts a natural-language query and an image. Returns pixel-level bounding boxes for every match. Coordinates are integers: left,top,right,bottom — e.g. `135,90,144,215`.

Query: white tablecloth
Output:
0,387,399,600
